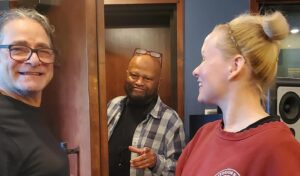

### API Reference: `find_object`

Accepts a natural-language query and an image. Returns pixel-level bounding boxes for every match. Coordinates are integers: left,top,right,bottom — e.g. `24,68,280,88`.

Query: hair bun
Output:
262,11,289,40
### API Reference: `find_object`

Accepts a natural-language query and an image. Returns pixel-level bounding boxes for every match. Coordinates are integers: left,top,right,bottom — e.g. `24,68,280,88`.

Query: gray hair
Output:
0,8,55,46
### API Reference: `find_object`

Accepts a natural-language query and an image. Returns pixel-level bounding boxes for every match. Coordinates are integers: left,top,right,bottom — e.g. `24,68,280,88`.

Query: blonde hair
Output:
214,11,289,97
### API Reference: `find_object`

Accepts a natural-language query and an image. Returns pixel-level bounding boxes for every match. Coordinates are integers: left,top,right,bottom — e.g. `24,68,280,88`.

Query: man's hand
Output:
128,146,157,169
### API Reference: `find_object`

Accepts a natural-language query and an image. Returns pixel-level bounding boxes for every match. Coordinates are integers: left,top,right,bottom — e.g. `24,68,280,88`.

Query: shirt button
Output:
118,163,122,167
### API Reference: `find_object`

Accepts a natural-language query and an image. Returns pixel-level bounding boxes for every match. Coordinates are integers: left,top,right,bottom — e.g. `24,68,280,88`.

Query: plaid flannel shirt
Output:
107,96,185,176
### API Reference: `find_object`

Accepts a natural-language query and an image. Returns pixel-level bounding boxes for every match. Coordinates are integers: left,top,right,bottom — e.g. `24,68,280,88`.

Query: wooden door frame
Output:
95,0,109,175
103,0,185,119
89,0,107,175
86,0,109,175
88,0,102,174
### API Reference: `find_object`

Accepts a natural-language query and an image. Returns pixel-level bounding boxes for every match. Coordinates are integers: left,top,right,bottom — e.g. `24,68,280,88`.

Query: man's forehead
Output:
0,19,51,46
129,57,161,76
130,55,161,67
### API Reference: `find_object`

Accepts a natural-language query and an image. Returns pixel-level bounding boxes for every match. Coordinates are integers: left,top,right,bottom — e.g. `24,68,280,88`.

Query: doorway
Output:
105,4,181,113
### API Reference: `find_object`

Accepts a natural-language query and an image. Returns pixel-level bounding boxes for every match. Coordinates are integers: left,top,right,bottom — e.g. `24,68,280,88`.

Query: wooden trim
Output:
249,0,259,13
96,0,109,175
104,0,177,5
8,1,18,8
177,0,184,119
86,0,107,175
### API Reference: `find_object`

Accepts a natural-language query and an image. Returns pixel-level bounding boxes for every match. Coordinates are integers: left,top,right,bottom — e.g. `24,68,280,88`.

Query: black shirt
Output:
0,94,69,176
109,96,157,176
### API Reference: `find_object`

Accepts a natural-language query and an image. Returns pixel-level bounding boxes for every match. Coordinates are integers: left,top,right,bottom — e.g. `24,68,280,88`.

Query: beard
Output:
124,81,157,105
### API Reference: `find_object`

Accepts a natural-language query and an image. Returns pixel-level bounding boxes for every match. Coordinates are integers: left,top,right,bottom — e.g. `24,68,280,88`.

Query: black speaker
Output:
267,77,300,142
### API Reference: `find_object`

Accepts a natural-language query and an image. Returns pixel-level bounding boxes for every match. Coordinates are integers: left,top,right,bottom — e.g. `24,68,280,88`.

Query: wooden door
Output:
104,1,184,118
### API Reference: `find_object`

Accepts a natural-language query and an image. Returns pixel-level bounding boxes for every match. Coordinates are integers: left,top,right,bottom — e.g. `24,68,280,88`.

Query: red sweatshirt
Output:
176,120,300,176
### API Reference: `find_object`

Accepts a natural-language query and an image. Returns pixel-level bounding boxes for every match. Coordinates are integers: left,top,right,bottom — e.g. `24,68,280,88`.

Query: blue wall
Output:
0,2,9,10
184,0,249,137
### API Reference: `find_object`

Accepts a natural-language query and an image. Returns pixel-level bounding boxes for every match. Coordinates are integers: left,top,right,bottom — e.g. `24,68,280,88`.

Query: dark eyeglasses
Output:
0,44,55,64
134,48,162,58
133,48,162,67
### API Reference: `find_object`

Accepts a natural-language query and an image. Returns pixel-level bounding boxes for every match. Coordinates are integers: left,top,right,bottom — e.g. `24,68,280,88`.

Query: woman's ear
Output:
228,55,246,80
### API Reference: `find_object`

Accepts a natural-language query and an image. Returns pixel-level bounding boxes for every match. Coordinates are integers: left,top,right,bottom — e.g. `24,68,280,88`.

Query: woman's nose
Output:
192,65,200,77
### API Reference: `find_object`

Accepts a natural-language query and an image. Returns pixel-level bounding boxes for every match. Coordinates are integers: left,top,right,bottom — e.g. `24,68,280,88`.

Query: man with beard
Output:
107,48,185,176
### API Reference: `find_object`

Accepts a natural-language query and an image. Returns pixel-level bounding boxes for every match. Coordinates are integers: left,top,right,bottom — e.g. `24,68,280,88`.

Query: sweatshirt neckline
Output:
215,120,284,141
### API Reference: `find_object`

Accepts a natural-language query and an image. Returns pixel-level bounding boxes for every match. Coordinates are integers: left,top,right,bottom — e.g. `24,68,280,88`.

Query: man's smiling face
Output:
0,18,53,96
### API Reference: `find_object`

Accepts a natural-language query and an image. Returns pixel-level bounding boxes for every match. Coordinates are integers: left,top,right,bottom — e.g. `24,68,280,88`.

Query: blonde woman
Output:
176,11,300,176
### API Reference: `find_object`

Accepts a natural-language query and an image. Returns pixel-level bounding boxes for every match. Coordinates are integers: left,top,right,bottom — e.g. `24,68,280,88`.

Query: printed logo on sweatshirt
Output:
215,168,240,176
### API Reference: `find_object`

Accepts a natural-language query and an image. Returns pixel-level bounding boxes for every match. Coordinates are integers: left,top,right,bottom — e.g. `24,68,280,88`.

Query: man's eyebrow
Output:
9,41,51,48
9,40,28,45
35,43,52,48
